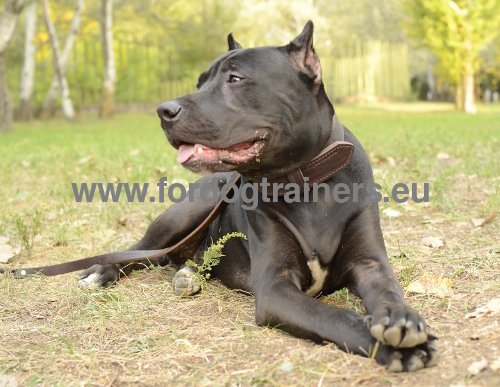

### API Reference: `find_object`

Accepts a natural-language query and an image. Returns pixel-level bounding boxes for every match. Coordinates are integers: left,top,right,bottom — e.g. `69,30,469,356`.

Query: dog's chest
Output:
305,258,329,296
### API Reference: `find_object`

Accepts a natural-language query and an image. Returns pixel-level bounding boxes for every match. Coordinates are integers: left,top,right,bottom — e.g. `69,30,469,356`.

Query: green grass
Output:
0,103,499,386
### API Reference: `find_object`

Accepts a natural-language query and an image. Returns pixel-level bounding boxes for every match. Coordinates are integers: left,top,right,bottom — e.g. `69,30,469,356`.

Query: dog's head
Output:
157,21,334,179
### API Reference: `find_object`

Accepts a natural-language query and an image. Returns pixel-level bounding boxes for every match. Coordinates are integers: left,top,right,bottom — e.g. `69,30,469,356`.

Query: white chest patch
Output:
305,259,328,296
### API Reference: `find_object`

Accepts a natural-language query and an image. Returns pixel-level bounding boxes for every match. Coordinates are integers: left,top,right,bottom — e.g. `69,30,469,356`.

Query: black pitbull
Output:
80,21,437,372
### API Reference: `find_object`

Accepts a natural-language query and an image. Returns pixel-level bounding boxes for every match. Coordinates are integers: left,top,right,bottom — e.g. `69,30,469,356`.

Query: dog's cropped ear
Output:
287,21,322,93
227,33,243,51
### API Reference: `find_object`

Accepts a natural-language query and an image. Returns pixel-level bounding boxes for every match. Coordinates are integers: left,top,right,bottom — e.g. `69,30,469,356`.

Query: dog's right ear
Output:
286,21,322,94
227,33,243,51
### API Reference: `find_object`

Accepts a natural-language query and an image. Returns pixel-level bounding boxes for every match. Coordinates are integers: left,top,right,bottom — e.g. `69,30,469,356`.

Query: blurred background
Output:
1,0,500,131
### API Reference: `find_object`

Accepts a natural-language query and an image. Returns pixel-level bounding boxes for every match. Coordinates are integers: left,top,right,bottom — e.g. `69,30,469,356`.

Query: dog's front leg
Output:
250,231,436,372
250,233,378,355
336,206,438,370
79,175,229,288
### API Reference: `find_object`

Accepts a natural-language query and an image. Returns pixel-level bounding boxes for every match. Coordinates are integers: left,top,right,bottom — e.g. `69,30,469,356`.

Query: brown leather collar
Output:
256,115,354,196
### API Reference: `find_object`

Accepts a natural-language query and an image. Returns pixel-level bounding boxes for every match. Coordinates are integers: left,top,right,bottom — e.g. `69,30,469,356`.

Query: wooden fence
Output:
6,37,410,112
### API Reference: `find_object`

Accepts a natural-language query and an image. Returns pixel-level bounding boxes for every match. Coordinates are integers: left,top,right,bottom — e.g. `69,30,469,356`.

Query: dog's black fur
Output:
80,22,437,372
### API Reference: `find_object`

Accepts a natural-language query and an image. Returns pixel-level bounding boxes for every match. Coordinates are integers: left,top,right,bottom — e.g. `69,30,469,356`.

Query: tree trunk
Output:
18,0,37,121
99,0,115,117
0,0,24,132
455,82,464,111
0,54,13,132
41,0,84,119
42,0,77,120
462,70,476,114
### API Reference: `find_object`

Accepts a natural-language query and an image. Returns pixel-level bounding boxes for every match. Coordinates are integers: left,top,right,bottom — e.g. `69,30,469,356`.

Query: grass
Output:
0,103,499,386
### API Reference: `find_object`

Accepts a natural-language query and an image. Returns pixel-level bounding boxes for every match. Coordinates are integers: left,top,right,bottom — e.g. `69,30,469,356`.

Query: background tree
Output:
18,0,37,120
41,0,83,118
99,0,114,117
0,0,24,132
404,0,500,113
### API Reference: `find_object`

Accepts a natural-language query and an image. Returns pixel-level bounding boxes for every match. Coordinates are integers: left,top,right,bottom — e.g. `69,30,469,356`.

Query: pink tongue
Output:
177,144,196,163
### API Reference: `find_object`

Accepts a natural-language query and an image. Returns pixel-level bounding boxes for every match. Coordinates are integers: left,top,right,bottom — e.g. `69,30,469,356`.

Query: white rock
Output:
465,298,500,319
383,208,401,218
467,359,488,375
0,237,20,263
436,152,450,160
421,236,444,248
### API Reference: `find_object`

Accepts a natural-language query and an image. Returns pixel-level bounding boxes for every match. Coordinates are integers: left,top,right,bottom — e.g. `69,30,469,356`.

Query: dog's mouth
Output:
172,139,266,166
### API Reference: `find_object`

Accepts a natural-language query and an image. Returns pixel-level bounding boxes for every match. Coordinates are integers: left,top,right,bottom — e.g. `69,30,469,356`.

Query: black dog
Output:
79,21,437,372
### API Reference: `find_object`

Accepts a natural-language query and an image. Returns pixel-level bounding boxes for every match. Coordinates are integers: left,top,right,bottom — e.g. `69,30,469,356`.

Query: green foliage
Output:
4,0,418,111
404,0,500,84
14,210,42,255
185,232,247,289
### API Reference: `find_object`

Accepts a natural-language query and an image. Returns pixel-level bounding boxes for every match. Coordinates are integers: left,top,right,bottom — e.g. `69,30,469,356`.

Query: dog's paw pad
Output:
367,305,431,348
406,350,426,372
172,267,201,297
386,351,403,373
384,324,404,347
369,316,389,342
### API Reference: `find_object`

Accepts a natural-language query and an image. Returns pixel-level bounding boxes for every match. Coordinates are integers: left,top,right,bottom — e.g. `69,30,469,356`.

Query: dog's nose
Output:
157,100,183,121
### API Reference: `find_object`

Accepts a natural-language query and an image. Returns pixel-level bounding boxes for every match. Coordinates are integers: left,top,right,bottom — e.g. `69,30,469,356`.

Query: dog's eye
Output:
228,75,243,83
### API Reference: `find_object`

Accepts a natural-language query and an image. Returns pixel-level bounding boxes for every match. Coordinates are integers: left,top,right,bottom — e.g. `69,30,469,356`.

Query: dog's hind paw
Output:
378,341,438,372
172,267,201,297
79,264,120,288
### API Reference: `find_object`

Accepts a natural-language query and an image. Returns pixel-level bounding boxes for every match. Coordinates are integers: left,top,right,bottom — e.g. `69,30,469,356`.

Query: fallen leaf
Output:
467,359,488,375
386,156,396,166
472,212,497,228
383,208,401,218
77,155,94,164
407,273,452,297
155,166,167,175
465,298,500,319
436,152,450,160
421,236,444,248
118,216,129,227
0,237,20,263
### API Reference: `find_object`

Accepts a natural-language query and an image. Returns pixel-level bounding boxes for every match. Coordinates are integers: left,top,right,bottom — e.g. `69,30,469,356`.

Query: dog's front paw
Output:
79,264,120,288
376,340,438,372
172,267,201,296
366,303,433,348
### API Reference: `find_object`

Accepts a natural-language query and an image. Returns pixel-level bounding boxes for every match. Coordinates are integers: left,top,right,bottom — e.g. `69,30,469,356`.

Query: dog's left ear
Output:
287,21,322,93
227,33,243,51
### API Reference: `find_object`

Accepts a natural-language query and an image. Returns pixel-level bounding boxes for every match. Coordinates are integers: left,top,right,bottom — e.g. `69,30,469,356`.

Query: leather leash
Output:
1,116,353,278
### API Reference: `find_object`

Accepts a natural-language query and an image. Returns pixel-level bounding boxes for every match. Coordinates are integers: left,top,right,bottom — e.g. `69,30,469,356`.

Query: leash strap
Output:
1,174,241,278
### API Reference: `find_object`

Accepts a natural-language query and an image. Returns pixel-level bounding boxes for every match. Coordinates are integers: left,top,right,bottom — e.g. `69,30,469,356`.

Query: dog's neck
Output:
249,115,354,196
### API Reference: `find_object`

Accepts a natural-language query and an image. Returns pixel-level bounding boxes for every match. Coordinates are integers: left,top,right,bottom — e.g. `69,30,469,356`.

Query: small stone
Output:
467,359,488,375
383,208,401,218
421,236,444,248
436,152,450,160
